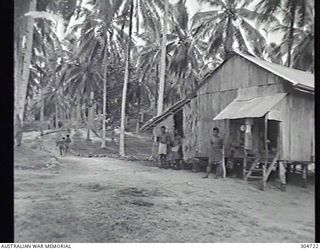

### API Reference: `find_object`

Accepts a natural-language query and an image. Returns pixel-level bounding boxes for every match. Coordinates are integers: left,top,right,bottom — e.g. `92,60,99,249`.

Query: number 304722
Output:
301,244,318,248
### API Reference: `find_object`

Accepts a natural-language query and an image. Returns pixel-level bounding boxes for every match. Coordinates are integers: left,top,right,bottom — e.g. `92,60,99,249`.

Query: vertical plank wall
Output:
287,90,314,161
183,55,284,160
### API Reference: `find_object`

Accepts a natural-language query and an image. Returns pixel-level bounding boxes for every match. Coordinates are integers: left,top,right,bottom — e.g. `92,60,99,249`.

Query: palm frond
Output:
198,0,226,9
239,18,266,56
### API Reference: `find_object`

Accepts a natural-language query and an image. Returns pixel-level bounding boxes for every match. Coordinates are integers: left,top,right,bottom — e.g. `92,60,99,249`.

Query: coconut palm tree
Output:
290,22,314,72
26,8,76,132
135,29,177,113
249,0,313,67
119,0,134,156
97,0,129,148
156,0,169,116
68,0,131,146
63,58,104,138
14,0,37,146
268,1,314,71
114,0,172,154
192,0,267,58
262,42,283,65
168,0,207,99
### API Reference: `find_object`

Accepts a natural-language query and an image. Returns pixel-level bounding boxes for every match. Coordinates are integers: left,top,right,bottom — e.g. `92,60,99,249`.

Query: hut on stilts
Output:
141,52,314,190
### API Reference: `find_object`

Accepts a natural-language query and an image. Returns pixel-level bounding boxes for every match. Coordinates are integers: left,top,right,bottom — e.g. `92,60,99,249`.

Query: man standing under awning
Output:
203,127,225,179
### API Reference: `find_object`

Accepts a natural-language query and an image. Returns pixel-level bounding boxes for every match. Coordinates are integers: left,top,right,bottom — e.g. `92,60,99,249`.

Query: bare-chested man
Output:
171,129,183,170
203,127,225,179
158,126,171,168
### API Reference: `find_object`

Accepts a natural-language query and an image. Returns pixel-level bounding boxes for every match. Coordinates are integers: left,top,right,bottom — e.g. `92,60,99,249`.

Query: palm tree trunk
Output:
14,0,37,145
55,101,59,129
287,1,297,67
155,64,159,115
225,17,233,54
157,0,169,116
76,101,81,129
119,0,134,156
82,104,87,123
87,92,94,141
40,86,44,136
135,80,142,134
60,107,65,126
101,46,108,148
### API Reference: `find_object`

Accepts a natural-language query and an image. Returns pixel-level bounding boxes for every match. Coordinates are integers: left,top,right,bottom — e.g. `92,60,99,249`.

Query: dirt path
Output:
14,153,314,242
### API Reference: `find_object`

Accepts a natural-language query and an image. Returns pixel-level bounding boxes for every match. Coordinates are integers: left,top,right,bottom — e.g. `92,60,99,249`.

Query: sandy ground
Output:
14,131,315,243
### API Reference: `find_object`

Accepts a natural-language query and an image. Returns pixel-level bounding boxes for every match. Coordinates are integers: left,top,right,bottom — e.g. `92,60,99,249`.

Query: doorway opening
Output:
174,109,183,137
267,120,280,152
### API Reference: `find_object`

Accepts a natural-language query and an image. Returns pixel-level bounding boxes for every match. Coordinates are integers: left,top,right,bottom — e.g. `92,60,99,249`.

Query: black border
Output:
1,0,318,244
0,0,14,243
315,0,319,243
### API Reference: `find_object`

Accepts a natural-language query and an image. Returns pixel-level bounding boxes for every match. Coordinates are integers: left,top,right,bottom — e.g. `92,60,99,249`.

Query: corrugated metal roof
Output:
236,52,314,92
140,98,191,131
213,93,287,120
140,52,314,131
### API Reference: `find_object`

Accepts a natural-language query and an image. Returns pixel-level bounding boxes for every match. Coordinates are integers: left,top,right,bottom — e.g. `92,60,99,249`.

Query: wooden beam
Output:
279,161,287,191
263,151,280,182
261,114,269,191
244,155,261,181
243,149,247,180
302,164,308,188
222,119,229,178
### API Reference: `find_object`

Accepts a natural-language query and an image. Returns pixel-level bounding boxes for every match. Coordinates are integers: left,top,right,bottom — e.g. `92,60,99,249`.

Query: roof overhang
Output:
213,93,287,120
141,98,191,132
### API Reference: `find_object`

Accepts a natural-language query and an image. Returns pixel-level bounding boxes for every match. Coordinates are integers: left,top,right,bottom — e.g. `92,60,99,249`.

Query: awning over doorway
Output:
213,93,287,120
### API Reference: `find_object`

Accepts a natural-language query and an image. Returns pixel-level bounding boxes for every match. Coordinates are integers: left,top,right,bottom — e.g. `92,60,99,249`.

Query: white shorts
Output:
158,143,167,155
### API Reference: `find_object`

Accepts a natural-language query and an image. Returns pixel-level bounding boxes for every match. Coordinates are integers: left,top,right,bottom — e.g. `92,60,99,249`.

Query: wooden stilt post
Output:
152,126,159,162
292,164,296,173
261,114,269,191
222,119,228,178
302,164,308,188
222,145,226,179
243,149,247,180
279,161,286,191
136,120,140,134
243,118,253,180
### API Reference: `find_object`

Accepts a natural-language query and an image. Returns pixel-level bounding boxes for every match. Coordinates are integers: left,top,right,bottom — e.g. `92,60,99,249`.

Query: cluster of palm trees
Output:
14,0,314,155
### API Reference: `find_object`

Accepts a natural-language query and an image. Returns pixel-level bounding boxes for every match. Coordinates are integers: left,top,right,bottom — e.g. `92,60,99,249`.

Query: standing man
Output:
65,134,72,155
171,129,183,170
56,137,66,156
203,127,225,179
158,126,171,168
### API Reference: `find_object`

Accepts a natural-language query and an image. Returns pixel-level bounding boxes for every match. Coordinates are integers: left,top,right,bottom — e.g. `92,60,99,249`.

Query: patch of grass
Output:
70,129,153,159
14,145,57,168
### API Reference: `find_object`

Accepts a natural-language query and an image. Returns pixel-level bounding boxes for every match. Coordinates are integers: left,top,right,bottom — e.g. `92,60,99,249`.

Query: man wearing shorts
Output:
203,127,225,178
65,134,72,154
56,137,66,156
158,126,171,168
171,129,183,170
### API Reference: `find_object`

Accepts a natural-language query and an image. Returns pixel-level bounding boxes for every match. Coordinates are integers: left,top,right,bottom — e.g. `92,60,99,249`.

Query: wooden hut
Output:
141,52,314,189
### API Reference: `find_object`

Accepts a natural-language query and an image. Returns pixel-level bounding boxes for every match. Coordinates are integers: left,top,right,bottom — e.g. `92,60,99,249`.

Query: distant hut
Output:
141,52,314,189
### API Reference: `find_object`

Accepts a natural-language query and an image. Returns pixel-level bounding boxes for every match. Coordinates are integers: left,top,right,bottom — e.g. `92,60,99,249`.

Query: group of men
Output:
157,126,183,170
56,134,72,156
157,126,225,178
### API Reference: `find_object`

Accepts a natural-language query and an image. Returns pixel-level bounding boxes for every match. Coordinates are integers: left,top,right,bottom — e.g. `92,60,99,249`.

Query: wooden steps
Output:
243,152,280,190
247,176,263,179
